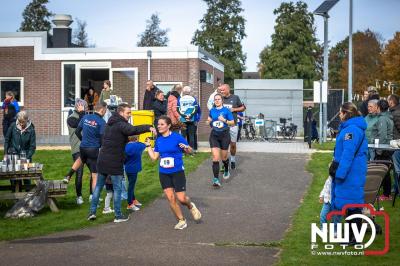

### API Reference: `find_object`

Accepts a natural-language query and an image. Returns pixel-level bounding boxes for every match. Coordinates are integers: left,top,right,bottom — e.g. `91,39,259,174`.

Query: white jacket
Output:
319,176,332,204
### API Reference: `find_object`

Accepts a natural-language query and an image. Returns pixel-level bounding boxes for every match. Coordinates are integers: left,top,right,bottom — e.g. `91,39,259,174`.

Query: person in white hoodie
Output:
319,176,339,230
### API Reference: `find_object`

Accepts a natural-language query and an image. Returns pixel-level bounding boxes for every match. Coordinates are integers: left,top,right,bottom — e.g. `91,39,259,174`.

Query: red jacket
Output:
167,92,180,125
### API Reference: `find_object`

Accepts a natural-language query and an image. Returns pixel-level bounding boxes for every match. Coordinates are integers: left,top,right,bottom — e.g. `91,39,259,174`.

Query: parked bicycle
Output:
242,116,256,140
277,118,297,139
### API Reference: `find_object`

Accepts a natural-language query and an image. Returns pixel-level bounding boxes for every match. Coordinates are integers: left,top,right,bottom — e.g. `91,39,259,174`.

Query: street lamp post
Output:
314,0,338,143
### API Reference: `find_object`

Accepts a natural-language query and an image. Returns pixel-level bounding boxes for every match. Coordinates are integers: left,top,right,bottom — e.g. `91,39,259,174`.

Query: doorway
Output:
80,69,109,103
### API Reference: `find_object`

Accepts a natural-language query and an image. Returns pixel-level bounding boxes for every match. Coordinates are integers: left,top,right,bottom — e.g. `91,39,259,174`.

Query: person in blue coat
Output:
331,102,367,244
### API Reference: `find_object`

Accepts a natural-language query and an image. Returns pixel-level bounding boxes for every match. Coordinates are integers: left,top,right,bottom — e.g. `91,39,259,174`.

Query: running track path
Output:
0,152,312,265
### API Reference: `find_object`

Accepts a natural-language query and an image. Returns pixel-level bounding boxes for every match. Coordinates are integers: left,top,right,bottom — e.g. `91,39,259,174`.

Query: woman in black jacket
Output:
152,90,167,128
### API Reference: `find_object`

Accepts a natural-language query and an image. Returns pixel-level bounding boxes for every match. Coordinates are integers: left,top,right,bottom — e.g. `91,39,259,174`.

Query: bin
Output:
131,110,155,146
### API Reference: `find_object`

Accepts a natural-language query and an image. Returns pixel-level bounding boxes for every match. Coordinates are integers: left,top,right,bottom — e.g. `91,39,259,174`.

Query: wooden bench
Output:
0,170,67,212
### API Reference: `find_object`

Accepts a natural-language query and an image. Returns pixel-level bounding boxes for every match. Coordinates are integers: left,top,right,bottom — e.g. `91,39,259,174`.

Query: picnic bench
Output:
0,168,67,212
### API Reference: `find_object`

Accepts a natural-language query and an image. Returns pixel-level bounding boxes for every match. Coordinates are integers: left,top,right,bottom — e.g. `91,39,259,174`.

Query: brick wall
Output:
0,46,61,136
0,46,223,141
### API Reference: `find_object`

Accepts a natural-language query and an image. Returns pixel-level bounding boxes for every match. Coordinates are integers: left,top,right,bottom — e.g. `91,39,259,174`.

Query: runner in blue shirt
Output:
206,93,235,187
146,115,202,230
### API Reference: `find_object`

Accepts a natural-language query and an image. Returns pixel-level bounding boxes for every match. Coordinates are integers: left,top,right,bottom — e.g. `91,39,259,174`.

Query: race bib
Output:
160,157,175,168
224,104,233,109
213,121,224,128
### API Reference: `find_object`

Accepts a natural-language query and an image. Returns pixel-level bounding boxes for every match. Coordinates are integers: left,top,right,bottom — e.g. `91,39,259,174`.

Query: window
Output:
0,77,24,105
154,82,183,95
63,64,76,108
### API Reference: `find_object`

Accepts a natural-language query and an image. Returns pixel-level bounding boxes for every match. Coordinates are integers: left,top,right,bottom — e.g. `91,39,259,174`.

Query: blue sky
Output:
1,0,399,71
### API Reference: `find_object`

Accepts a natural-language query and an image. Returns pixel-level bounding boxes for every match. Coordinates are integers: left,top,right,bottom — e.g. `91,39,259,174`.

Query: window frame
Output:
0,77,24,106
153,81,183,95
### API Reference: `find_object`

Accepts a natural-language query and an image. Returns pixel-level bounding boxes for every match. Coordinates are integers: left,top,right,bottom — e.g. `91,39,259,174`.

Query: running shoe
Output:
133,199,142,207
223,170,230,180
127,203,140,211
87,213,96,221
231,161,236,170
76,196,84,205
212,178,221,187
174,219,187,230
190,202,202,221
62,176,70,184
102,207,114,214
89,194,93,202
220,165,225,172
114,214,130,223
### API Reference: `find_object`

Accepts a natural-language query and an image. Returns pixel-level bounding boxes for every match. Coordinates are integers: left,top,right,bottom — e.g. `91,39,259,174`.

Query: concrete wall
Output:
234,79,303,133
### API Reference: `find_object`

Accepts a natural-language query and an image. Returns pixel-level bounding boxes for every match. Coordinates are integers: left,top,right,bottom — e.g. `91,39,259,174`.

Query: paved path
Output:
0,152,311,265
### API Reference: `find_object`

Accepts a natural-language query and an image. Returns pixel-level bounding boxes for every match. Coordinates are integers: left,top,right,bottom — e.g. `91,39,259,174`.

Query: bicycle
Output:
265,119,278,141
277,118,297,140
242,116,256,141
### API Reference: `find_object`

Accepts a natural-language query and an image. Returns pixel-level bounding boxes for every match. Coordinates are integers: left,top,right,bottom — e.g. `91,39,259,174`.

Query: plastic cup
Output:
374,139,379,147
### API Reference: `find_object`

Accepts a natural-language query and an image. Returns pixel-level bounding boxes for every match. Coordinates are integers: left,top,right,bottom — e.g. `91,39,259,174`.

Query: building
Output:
0,15,223,142
234,79,304,133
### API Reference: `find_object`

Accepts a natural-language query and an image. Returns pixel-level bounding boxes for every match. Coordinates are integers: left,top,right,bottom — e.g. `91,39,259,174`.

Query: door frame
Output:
110,67,139,110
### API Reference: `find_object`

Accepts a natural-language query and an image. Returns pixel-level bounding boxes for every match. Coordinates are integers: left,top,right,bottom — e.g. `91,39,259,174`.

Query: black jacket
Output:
153,99,167,118
97,113,151,175
143,86,158,110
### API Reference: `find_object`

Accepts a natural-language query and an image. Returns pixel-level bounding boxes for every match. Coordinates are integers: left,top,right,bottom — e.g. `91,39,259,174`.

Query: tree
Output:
192,0,246,86
340,29,383,95
258,1,319,88
328,38,348,89
73,18,90,47
382,32,400,88
19,0,53,32
137,13,169,47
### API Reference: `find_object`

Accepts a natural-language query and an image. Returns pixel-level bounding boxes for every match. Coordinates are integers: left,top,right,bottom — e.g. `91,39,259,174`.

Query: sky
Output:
1,0,399,71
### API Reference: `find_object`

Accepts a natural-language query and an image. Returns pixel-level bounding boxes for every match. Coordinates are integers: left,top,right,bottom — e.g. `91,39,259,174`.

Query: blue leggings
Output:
127,173,138,205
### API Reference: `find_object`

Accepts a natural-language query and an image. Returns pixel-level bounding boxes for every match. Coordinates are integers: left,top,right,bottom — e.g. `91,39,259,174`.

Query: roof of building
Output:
0,32,224,71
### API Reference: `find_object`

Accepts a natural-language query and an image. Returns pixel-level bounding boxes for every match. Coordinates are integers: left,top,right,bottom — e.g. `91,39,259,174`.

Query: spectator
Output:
388,94,400,196
167,84,182,132
373,99,394,201
152,90,167,128
365,99,379,160
99,80,112,122
193,103,202,152
331,102,367,245
66,99,87,205
4,111,36,192
178,86,199,150
237,112,244,141
143,80,158,110
88,103,156,223
84,87,99,111
2,91,20,137
360,87,379,117
99,80,112,104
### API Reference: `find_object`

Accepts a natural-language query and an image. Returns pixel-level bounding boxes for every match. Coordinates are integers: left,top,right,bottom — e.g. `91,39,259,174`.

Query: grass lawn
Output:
0,150,209,241
278,152,399,265
312,141,336,150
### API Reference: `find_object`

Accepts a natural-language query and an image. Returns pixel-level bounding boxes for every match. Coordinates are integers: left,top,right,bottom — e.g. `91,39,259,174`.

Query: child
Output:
319,176,339,231
125,135,147,211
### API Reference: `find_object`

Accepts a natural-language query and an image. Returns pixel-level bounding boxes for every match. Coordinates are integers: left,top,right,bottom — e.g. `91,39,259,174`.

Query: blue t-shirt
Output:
124,142,146,174
78,113,105,148
154,132,188,174
209,106,234,132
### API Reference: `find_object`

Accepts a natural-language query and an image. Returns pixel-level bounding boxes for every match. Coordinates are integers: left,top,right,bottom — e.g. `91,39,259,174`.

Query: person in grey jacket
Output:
66,99,87,205
374,99,394,200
